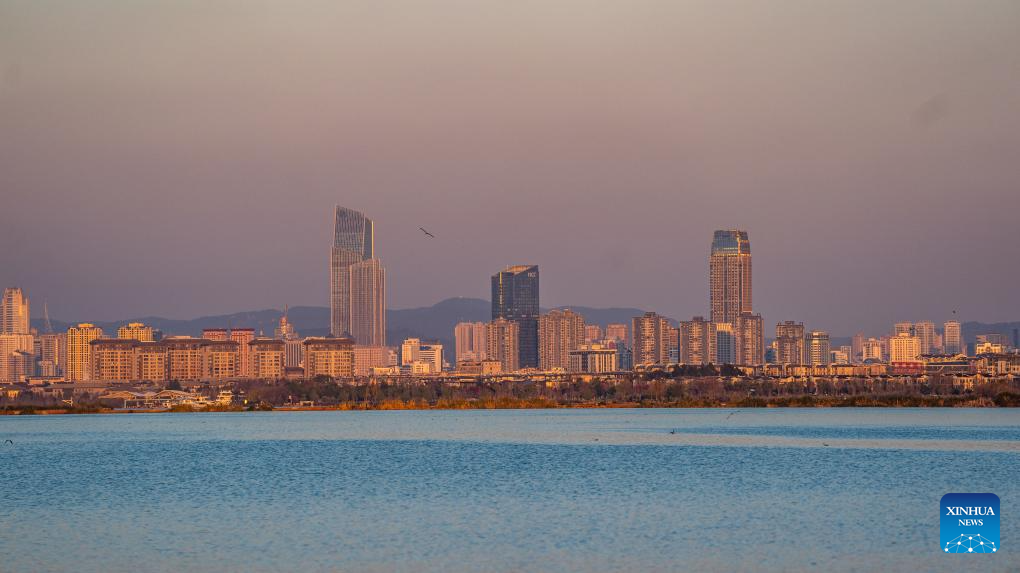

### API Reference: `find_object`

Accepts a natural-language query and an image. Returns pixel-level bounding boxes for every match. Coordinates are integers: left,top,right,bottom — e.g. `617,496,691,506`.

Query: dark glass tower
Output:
491,265,539,369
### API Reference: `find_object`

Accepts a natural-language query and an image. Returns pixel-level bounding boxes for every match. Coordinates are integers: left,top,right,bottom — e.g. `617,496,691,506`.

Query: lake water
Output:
1,408,1017,572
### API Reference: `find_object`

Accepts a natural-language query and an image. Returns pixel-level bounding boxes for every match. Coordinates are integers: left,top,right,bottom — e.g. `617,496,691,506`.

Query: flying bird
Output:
419,227,435,238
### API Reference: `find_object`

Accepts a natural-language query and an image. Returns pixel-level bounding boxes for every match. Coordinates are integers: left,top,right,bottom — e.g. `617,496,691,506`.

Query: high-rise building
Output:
943,320,962,355
90,339,137,382
775,321,806,364
400,338,421,365
330,206,386,346
584,324,604,344
230,328,255,378
249,339,285,379
454,322,487,363
117,322,155,342
0,333,35,382
605,324,627,343
491,265,539,368
303,337,355,379
862,337,884,362
889,333,921,362
894,322,914,337
709,230,752,325
735,312,764,366
569,343,618,373
807,331,831,366
352,345,390,376
1,287,30,334
202,328,229,341
538,309,585,371
39,332,65,375
915,321,936,355
274,309,297,340
418,343,443,374
486,318,520,373
632,312,670,365
67,323,103,381
714,323,737,364
206,341,240,380
679,316,714,365
851,333,864,363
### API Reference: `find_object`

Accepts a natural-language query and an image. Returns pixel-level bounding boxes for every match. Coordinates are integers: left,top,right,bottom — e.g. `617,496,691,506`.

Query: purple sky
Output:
1,1,1019,336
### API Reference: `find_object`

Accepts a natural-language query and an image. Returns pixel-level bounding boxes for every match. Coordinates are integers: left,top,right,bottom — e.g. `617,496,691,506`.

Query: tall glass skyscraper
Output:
330,206,386,345
709,230,752,325
491,265,539,369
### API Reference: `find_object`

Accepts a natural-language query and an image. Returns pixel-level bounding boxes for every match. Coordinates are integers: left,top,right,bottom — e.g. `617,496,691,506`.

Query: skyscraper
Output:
230,328,255,378
491,265,539,369
538,309,585,371
1,287,30,334
330,206,386,345
943,320,962,355
709,230,752,325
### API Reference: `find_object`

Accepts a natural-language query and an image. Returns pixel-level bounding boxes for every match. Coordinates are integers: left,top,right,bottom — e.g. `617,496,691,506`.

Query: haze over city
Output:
2,1,1019,335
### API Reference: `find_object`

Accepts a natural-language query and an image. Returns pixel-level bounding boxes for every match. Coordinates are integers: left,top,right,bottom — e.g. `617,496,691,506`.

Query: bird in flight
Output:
419,227,435,238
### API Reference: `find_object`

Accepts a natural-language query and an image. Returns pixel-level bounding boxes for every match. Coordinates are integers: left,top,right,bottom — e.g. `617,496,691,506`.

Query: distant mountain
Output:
33,298,660,354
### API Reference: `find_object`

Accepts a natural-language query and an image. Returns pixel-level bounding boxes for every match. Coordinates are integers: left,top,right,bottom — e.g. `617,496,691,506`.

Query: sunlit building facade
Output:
775,321,806,364
486,318,520,373
632,312,670,366
1,287,30,335
538,309,585,371
709,230,752,325
303,337,355,379
491,265,539,369
680,316,714,365
67,323,103,381
454,322,487,363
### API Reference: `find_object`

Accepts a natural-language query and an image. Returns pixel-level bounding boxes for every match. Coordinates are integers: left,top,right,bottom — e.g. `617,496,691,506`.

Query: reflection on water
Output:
1,409,1017,572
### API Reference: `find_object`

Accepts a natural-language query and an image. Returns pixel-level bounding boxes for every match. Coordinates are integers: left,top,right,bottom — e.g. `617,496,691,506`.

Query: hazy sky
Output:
1,1,1019,335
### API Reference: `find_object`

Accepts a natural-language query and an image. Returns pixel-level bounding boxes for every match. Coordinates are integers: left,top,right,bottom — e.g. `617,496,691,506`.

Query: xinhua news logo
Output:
941,493,1000,554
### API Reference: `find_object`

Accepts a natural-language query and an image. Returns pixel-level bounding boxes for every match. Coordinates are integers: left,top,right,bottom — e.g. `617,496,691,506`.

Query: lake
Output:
1,408,1017,572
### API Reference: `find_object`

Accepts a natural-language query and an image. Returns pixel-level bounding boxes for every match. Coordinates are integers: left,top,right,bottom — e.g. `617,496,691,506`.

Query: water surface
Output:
1,409,1016,572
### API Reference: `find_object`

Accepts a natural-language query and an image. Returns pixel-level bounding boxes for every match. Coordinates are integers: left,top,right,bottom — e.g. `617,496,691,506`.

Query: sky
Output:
1,0,1019,336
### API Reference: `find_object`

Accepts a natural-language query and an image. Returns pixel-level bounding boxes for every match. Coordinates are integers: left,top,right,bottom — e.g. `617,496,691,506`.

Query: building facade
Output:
709,230,752,325
735,312,764,366
679,316,714,365
303,337,355,379
632,312,670,366
491,265,539,369
538,309,585,371
569,343,618,373
807,331,832,366
486,318,520,373
943,320,962,355
1,287,30,335
454,322,487,364
67,323,104,381
775,321,806,364
330,206,386,346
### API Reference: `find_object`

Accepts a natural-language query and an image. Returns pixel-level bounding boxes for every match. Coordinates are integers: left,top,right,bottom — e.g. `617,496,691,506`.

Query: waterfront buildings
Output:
775,321,806,364
491,265,539,368
569,343,618,373
915,320,936,354
230,328,255,378
353,345,391,376
679,316,714,365
67,323,103,381
454,322,487,363
0,332,35,382
632,312,671,365
117,322,155,342
944,320,962,355
807,331,831,366
538,309,585,371
330,206,386,346
735,312,764,366
889,333,921,362
709,230,752,325
1,288,30,334
486,318,520,372
202,328,230,341
303,337,355,378
249,338,285,379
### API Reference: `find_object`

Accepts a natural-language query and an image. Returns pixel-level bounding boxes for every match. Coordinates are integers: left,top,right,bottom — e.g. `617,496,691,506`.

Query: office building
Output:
538,309,585,371
491,265,539,368
709,230,752,325
330,206,386,346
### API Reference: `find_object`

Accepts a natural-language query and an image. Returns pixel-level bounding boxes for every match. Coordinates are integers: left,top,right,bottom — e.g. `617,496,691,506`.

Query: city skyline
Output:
3,3,1019,335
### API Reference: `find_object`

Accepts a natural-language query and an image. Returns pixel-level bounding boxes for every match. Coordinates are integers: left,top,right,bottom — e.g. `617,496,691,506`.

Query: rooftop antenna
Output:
42,302,54,334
